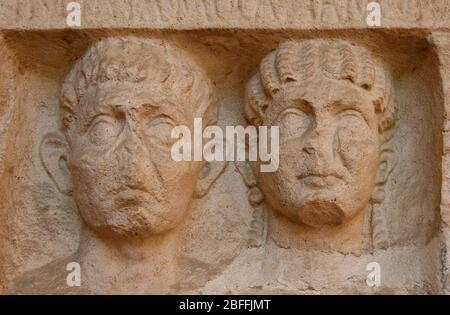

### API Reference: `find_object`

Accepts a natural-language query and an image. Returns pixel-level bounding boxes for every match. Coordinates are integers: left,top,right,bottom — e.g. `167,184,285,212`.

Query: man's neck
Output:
76,226,179,294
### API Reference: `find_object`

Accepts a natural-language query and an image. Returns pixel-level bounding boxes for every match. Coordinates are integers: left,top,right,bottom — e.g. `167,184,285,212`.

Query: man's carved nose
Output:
118,134,147,172
119,144,148,188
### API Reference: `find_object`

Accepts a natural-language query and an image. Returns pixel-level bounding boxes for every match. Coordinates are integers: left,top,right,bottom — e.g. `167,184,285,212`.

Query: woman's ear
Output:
194,160,227,198
375,147,396,186
371,146,396,249
39,132,72,195
372,146,396,204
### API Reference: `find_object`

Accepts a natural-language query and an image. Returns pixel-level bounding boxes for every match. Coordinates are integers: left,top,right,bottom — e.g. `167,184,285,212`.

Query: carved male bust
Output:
244,39,396,253
11,36,225,294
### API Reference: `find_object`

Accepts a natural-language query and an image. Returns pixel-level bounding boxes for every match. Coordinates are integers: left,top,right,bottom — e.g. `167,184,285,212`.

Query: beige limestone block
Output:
0,0,448,294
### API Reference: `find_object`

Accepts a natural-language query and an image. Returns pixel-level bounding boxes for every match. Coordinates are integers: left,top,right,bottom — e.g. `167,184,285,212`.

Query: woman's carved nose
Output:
303,146,315,154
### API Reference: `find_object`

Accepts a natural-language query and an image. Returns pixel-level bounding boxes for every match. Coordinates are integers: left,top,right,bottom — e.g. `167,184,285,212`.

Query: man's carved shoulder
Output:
8,255,86,295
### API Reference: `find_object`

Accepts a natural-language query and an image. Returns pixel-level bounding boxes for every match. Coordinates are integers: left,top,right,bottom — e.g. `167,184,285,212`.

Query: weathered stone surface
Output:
0,0,449,294
1,0,450,30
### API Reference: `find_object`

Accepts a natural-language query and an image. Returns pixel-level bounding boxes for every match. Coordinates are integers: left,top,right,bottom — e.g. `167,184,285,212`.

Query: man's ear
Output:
194,160,227,198
39,132,72,195
375,147,396,186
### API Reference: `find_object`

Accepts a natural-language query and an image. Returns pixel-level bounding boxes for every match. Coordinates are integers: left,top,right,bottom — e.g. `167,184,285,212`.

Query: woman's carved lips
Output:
297,174,344,188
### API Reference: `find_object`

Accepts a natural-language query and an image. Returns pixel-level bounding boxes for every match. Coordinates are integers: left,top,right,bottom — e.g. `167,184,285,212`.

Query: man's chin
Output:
87,206,180,239
97,221,174,239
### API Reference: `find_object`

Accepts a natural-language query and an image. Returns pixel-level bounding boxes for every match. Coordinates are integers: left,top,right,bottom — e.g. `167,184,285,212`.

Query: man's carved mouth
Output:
123,182,150,193
115,187,152,207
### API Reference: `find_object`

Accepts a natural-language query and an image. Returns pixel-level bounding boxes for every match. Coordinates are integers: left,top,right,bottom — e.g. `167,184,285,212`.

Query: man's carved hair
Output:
245,39,396,142
60,36,216,142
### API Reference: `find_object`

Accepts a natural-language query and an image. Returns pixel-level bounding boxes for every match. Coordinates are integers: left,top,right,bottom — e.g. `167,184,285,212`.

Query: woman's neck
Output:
265,204,372,255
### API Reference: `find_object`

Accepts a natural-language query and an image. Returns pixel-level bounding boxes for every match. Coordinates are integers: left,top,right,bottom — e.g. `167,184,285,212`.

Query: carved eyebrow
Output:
81,104,119,130
81,102,117,129
329,99,372,124
132,100,187,125
294,99,314,114
267,97,313,125
96,99,159,114
86,95,188,127
275,98,313,115
139,103,160,109
98,103,123,113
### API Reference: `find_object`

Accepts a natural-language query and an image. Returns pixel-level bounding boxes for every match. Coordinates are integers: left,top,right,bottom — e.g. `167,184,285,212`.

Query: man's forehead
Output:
81,82,191,116
93,82,171,107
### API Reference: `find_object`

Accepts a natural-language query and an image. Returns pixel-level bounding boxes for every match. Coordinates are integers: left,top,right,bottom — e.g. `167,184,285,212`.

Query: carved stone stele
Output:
0,0,448,295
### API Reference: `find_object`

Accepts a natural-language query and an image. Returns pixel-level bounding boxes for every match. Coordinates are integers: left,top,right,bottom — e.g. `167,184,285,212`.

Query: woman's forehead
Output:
275,78,372,108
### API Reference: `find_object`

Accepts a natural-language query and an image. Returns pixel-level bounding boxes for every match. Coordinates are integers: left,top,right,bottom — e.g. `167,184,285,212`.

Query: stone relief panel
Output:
211,38,443,293
0,22,447,294
195,34,443,294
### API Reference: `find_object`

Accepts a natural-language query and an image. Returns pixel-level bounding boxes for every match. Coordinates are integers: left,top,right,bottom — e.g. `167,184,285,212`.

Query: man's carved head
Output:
245,40,396,229
40,37,224,239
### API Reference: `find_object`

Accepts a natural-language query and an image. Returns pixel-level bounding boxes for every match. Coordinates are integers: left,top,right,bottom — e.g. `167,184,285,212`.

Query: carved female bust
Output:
243,39,396,253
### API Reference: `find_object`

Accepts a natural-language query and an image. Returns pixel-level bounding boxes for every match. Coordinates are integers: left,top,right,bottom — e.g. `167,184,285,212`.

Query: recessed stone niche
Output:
0,0,449,294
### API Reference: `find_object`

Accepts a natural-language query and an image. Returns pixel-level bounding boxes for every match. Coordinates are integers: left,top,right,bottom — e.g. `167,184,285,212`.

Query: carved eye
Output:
144,116,177,149
87,115,121,146
337,109,369,146
275,108,311,139
339,109,364,119
338,109,367,128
